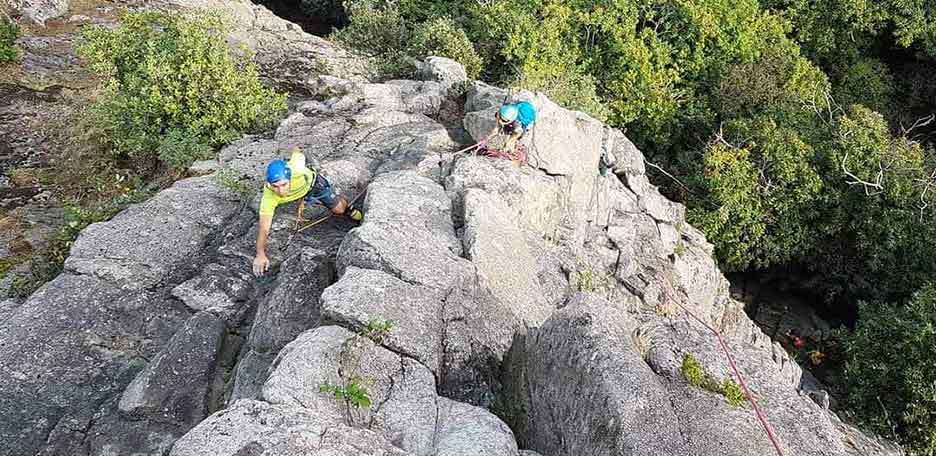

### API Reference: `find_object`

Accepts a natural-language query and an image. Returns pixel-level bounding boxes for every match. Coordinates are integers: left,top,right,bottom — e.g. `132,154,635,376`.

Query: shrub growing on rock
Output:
0,16,19,64
77,12,286,170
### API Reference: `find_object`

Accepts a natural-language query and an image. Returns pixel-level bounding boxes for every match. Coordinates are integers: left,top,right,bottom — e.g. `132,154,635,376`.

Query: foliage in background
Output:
844,284,936,455
334,2,483,80
77,12,286,171
410,17,482,79
0,16,18,64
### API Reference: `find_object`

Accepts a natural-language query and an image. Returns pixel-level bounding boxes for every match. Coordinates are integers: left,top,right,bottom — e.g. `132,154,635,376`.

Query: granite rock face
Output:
0,28,903,456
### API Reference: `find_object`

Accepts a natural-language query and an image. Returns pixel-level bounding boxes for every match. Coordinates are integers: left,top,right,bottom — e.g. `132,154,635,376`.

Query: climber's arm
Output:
253,214,273,275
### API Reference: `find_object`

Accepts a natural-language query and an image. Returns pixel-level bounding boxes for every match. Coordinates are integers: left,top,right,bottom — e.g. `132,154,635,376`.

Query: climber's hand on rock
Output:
253,253,270,276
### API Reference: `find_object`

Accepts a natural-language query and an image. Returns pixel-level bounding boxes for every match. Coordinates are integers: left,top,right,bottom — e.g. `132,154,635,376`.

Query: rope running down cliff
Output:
674,300,786,456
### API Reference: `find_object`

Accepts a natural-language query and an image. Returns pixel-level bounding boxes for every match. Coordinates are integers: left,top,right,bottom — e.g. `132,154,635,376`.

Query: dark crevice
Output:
250,0,346,36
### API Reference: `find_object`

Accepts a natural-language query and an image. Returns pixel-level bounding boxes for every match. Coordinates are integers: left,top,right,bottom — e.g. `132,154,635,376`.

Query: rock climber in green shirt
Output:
252,146,363,276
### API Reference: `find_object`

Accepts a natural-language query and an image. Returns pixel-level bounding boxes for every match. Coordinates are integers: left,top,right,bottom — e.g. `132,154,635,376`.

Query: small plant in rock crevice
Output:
320,315,394,427
214,169,255,201
360,317,394,344
681,353,747,408
320,376,373,409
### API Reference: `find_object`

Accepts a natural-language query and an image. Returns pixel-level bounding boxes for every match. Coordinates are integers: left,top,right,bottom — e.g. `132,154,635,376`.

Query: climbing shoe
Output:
347,205,364,222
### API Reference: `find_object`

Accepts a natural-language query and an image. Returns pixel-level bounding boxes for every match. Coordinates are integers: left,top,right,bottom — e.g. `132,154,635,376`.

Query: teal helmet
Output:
498,104,519,123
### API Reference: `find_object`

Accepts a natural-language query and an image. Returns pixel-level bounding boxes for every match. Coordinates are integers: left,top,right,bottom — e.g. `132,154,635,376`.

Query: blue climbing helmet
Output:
498,104,519,123
266,159,291,184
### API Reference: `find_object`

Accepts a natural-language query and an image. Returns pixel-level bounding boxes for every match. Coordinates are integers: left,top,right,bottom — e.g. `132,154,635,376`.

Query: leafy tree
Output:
410,17,483,79
845,283,936,454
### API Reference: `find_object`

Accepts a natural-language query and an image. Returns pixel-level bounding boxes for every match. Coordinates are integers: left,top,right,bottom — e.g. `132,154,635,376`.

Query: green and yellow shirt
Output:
258,151,316,216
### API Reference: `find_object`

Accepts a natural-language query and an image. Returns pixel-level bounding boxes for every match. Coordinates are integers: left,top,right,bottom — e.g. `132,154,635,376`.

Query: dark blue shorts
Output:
304,173,339,209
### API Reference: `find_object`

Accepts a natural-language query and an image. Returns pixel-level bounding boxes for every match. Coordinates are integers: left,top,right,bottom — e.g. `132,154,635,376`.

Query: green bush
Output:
844,284,936,454
0,16,18,63
409,17,482,79
77,12,286,170
333,5,413,78
157,129,212,171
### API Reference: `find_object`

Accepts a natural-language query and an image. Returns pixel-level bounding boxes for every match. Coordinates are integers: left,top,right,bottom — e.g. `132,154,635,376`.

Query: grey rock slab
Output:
260,327,347,422
246,247,333,355
647,320,856,456
338,173,473,290
9,0,69,25
624,173,686,225
434,397,519,456
82,397,184,456
321,266,444,374
603,127,646,176
363,80,446,116
188,159,220,175
464,81,508,113
119,312,226,426
364,171,461,255
516,293,688,456
445,155,564,236
0,273,188,456
172,262,252,325
417,56,468,91
463,89,604,246
169,399,412,456
439,276,523,406
461,188,552,326
228,349,274,403
65,176,241,290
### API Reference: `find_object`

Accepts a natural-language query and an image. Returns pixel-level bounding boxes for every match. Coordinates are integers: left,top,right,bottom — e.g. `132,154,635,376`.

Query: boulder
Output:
434,397,519,456
445,155,564,235
167,0,370,89
509,293,688,456
338,172,473,290
8,0,69,26
65,176,241,290
172,262,253,325
257,326,522,455
462,83,604,246
262,326,439,454
321,266,445,374
169,399,412,456
417,56,468,91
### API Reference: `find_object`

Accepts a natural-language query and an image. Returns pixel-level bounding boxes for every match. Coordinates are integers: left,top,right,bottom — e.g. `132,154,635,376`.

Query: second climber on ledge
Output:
481,100,537,157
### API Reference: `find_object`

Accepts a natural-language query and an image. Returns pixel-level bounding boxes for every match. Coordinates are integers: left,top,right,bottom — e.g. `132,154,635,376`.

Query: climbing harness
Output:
280,189,367,253
673,300,786,456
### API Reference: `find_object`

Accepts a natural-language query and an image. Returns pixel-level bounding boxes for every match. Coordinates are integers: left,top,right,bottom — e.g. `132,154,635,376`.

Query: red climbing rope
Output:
476,143,527,164
673,300,786,456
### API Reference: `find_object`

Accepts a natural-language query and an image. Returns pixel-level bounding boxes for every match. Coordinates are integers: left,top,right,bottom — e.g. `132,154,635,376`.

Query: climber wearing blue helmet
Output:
253,146,363,276
483,100,537,154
